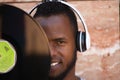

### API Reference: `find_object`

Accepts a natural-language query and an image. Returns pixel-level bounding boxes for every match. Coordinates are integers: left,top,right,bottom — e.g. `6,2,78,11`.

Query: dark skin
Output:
35,14,79,80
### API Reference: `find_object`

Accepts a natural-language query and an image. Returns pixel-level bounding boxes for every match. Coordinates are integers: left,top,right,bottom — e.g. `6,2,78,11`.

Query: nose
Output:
49,43,58,57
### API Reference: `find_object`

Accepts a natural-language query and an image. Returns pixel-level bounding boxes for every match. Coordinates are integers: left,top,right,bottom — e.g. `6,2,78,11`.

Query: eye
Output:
53,38,66,46
55,39,66,46
57,40,64,45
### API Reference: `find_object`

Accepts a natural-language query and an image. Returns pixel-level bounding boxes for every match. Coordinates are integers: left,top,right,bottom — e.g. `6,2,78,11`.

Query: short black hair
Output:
34,2,78,37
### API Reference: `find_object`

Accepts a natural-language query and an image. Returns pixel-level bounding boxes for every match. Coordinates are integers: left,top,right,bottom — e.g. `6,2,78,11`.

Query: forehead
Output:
35,14,74,39
36,14,71,27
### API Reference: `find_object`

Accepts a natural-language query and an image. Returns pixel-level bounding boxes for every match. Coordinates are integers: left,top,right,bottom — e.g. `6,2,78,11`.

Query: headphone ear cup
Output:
77,31,86,52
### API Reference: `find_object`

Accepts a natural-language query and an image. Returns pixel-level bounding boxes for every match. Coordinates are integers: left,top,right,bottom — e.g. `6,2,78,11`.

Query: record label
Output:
0,39,16,74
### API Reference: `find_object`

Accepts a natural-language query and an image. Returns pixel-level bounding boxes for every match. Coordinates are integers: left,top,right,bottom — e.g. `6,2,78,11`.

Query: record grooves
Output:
0,4,50,80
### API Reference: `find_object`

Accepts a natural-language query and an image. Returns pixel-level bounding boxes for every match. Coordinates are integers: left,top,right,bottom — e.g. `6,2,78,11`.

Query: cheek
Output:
59,43,76,60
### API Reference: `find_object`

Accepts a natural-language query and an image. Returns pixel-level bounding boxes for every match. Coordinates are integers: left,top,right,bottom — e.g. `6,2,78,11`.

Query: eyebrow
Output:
52,38,66,42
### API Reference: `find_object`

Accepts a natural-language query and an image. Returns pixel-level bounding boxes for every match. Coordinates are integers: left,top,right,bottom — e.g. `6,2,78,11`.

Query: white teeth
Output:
51,62,58,66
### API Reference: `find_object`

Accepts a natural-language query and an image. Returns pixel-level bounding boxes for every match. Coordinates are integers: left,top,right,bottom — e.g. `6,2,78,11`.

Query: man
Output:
34,1,83,80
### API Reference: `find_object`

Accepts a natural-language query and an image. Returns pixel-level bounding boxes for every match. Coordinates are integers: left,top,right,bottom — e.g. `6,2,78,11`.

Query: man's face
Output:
35,14,77,79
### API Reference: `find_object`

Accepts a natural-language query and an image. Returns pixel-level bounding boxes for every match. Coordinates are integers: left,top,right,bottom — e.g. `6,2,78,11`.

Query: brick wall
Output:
0,0,119,80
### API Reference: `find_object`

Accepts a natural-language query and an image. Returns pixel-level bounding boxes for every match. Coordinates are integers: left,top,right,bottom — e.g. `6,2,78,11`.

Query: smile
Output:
51,62,59,67
50,60,62,72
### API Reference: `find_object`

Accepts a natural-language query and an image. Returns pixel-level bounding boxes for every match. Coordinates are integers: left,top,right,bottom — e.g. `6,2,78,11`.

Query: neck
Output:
63,66,78,80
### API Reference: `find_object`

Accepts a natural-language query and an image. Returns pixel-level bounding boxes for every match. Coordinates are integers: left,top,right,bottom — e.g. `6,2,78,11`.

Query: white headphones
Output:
29,0,91,52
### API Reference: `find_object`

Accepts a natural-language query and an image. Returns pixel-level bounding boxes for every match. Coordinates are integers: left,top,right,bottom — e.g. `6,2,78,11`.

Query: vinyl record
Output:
0,4,50,80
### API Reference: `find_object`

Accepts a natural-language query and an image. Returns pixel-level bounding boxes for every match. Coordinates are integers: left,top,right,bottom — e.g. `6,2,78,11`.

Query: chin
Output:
49,51,77,80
